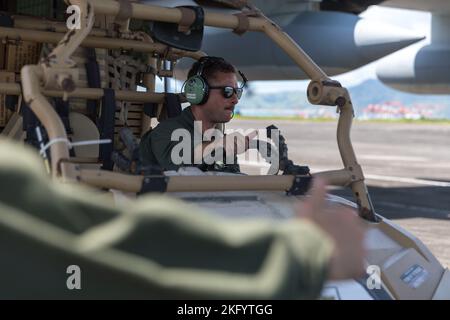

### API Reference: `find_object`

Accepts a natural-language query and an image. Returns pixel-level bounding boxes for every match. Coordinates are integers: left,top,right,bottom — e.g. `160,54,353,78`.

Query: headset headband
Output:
195,56,225,78
195,56,247,87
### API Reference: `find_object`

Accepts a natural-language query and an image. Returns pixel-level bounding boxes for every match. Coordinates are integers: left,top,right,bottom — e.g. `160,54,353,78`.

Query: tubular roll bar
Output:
15,0,376,221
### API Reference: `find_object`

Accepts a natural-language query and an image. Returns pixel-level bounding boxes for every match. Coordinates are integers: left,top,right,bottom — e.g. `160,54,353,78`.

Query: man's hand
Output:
222,130,258,155
297,178,367,280
198,130,258,165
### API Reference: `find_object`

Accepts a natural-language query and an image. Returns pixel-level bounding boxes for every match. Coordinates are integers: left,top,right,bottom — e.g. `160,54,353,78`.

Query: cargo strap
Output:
233,13,250,35
178,7,197,33
233,8,260,35
286,176,312,196
85,48,101,122
115,0,133,22
98,89,116,170
139,176,169,194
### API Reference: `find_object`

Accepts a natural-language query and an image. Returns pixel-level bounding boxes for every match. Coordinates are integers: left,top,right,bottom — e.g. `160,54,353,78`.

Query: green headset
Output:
182,56,247,105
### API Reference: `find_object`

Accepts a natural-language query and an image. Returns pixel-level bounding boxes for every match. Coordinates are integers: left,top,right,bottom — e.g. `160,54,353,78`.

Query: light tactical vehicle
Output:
0,0,448,299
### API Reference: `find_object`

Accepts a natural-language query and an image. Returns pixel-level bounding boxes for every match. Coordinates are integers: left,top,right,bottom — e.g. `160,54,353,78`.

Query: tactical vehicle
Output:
0,0,448,299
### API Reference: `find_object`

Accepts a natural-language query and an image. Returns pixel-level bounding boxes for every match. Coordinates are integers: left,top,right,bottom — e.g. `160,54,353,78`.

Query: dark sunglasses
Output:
209,86,244,99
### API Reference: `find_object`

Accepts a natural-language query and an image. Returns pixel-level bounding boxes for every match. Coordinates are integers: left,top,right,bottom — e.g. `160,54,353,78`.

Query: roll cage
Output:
3,0,377,221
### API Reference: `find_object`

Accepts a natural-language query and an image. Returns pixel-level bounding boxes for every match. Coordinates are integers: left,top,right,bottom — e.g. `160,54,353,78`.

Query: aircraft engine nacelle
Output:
377,45,450,94
377,14,450,94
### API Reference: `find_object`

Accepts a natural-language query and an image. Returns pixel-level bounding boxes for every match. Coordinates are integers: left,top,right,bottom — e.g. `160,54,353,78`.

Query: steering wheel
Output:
250,139,281,175
250,125,310,176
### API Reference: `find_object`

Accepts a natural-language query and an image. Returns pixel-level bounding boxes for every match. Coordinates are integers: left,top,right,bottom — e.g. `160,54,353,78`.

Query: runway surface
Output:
228,119,450,268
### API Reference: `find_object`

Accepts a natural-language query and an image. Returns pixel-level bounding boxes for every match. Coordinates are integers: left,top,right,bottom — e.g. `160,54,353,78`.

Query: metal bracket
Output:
286,175,312,196
307,79,347,107
139,176,169,194
347,164,364,182
115,0,133,23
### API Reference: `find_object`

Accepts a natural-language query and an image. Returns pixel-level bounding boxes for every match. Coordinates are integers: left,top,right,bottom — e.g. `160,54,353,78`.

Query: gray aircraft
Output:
150,0,450,94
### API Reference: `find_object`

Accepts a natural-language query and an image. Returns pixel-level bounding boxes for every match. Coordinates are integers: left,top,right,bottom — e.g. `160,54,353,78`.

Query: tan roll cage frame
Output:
9,0,377,221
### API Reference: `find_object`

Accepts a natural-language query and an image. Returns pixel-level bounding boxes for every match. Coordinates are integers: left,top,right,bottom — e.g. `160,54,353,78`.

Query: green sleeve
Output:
139,126,181,170
150,126,181,170
0,139,332,299
145,121,192,170
138,129,155,166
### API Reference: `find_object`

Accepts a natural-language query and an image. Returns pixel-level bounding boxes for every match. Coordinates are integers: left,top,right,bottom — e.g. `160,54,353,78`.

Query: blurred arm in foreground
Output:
0,139,365,299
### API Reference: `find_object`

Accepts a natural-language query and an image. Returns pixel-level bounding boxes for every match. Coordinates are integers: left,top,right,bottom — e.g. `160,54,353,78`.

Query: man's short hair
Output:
187,56,236,83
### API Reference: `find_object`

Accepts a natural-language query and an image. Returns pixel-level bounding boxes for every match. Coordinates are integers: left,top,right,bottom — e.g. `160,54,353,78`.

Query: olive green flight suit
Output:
0,139,333,299
139,106,240,173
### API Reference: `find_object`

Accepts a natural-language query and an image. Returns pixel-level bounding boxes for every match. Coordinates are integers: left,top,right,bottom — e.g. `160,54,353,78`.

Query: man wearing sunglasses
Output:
140,56,256,172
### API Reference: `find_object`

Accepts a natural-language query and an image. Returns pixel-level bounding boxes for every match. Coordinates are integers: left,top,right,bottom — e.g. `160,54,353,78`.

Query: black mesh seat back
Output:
165,93,182,118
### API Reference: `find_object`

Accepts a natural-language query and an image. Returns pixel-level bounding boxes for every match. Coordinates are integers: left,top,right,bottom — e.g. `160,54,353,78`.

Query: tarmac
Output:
228,119,450,268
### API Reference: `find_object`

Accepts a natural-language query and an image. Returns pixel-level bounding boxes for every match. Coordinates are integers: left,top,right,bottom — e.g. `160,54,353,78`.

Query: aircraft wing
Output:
155,0,424,81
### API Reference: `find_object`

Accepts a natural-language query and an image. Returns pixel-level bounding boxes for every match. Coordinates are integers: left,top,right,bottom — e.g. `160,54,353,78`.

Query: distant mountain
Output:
348,79,450,118
237,79,450,119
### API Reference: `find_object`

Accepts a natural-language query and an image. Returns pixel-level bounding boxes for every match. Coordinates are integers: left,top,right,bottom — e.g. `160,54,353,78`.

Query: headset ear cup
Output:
183,75,208,105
